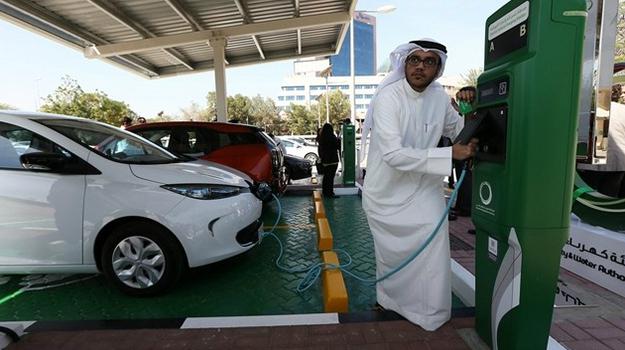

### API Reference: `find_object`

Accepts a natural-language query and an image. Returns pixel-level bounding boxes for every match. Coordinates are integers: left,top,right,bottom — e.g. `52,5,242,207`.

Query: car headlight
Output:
161,184,244,200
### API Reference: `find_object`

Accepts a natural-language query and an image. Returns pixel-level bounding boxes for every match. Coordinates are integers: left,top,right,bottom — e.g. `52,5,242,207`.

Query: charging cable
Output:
260,167,468,290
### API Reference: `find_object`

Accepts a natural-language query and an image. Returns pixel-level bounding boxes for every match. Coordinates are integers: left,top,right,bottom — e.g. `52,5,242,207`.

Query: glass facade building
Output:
329,13,376,76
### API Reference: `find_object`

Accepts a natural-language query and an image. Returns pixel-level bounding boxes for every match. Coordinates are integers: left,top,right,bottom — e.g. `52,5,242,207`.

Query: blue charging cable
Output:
260,168,467,292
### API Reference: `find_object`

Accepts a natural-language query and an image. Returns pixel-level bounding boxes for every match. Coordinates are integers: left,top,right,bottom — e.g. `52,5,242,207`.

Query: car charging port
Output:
251,182,272,201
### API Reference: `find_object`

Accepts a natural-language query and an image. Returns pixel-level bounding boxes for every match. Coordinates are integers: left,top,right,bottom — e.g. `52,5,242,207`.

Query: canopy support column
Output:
210,37,228,122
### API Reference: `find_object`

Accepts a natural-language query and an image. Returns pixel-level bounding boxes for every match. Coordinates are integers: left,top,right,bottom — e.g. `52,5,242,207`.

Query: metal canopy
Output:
0,0,355,79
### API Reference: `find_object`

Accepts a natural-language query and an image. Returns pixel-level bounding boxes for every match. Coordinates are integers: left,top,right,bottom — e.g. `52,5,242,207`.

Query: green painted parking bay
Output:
0,195,464,321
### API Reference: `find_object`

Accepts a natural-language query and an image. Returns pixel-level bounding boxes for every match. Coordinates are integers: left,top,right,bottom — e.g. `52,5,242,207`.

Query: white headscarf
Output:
360,38,448,163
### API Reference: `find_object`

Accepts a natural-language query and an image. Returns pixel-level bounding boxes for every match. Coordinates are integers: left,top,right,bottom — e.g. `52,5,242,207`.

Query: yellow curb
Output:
314,200,326,220
312,190,323,202
316,218,333,251
320,251,348,313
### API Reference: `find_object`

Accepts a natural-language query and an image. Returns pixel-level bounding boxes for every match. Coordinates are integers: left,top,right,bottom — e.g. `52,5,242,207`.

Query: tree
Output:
461,68,483,87
249,95,284,134
286,104,317,134
227,94,252,123
0,102,15,110
153,111,174,122
206,92,255,123
314,89,351,129
205,92,217,121
40,76,138,125
616,1,625,62
180,102,211,121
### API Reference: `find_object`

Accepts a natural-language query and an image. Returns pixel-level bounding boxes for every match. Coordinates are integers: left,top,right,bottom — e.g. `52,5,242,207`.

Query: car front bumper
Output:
165,192,263,268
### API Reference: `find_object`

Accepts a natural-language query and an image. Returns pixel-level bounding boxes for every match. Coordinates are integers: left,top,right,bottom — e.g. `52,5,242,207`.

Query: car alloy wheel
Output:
101,221,185,296
304,153,318,164
112,236,165,289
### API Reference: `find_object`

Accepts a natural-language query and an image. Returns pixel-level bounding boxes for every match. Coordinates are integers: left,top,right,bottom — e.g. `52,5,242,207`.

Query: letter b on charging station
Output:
472,1,586,349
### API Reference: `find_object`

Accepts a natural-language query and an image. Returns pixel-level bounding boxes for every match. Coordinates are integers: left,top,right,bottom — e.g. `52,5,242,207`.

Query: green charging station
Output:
342,123,355,186
469,1,587,349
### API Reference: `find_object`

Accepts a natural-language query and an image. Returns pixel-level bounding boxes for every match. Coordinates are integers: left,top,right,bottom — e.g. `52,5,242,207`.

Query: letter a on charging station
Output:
470,1,587,349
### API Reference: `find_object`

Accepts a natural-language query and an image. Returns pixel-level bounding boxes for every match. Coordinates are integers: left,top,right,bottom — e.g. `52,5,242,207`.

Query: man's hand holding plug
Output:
452,86,478,160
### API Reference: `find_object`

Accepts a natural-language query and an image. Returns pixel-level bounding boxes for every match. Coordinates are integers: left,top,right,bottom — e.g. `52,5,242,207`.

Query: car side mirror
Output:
296,145,302,149
20,152,67,171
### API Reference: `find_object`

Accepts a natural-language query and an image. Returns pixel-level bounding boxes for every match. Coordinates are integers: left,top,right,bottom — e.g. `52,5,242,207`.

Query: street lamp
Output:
34,78,42,110
316,95,322,128
350,5,396,124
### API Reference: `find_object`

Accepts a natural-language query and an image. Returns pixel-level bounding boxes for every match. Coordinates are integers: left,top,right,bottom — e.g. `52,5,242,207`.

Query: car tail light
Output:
271,149,280,168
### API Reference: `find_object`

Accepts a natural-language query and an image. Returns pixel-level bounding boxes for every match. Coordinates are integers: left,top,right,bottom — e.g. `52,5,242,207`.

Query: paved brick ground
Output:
6,319,475,350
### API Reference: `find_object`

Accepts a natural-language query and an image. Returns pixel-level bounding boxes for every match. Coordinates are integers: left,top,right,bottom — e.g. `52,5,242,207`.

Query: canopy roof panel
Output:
0,0,355,78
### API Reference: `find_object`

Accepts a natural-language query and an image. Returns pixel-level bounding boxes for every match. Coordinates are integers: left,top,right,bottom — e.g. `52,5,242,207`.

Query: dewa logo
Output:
479,181,493,206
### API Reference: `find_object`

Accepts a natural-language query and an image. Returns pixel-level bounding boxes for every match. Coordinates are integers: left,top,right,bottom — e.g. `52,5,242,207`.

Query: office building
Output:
330,12,376,76
276,61,463,120
276,73,385,119
275,12,462,123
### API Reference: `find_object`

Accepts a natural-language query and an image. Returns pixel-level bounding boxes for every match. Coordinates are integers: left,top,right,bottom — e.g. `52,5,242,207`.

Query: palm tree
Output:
461,68,483,87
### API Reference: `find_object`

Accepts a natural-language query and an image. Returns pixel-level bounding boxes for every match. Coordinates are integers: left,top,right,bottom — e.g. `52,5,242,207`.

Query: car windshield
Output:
39,118,183,164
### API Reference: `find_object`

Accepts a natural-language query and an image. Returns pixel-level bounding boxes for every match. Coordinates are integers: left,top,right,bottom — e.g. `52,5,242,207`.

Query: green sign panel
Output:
342,124,355,186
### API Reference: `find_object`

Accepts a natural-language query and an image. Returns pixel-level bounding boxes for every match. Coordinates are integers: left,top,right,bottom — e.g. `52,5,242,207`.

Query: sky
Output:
0,0,507,118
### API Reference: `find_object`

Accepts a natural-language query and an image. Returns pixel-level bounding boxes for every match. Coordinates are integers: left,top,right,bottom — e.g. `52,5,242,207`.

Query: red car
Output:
127,122,287,194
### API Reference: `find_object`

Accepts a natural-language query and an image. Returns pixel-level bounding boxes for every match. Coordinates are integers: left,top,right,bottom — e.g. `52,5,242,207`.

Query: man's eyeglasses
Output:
406,55,439,68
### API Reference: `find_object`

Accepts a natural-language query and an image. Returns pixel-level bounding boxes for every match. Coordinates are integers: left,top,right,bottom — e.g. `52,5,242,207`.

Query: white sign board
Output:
560,217,625,297
488,1,529,40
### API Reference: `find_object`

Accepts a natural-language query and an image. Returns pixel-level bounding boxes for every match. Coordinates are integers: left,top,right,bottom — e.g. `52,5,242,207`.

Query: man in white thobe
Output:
362,39,477,331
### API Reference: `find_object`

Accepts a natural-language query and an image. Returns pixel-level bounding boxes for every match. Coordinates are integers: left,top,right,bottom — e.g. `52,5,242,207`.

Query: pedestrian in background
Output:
120,117,133,129
318,123,340,198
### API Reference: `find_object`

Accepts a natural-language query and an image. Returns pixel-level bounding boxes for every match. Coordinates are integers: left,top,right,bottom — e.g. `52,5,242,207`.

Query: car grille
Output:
236,219,262,246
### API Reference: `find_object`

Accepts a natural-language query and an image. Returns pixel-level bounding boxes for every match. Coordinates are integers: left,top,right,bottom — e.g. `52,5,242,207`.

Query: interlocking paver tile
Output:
603,317,625,331
427,338,471,350
386,342,429,350
551,323,575,342
585,327,625,340
561,340,612,350
558,321,594,340
601,338,625,350
360,324,385,343
573,318,614,329
346,344,389,350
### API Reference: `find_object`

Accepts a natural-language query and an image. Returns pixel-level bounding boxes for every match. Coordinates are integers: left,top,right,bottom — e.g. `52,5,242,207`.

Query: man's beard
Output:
407,74,436,92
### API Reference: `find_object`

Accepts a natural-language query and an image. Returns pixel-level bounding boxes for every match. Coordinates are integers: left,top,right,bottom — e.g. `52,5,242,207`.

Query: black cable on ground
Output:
0,325,20,343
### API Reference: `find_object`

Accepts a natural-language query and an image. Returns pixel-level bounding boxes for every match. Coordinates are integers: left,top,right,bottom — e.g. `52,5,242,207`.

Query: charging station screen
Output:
478,76,510,104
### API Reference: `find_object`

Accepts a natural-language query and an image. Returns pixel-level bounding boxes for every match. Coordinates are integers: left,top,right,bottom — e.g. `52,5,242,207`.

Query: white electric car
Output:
0,111,267,296
277,137,319,163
